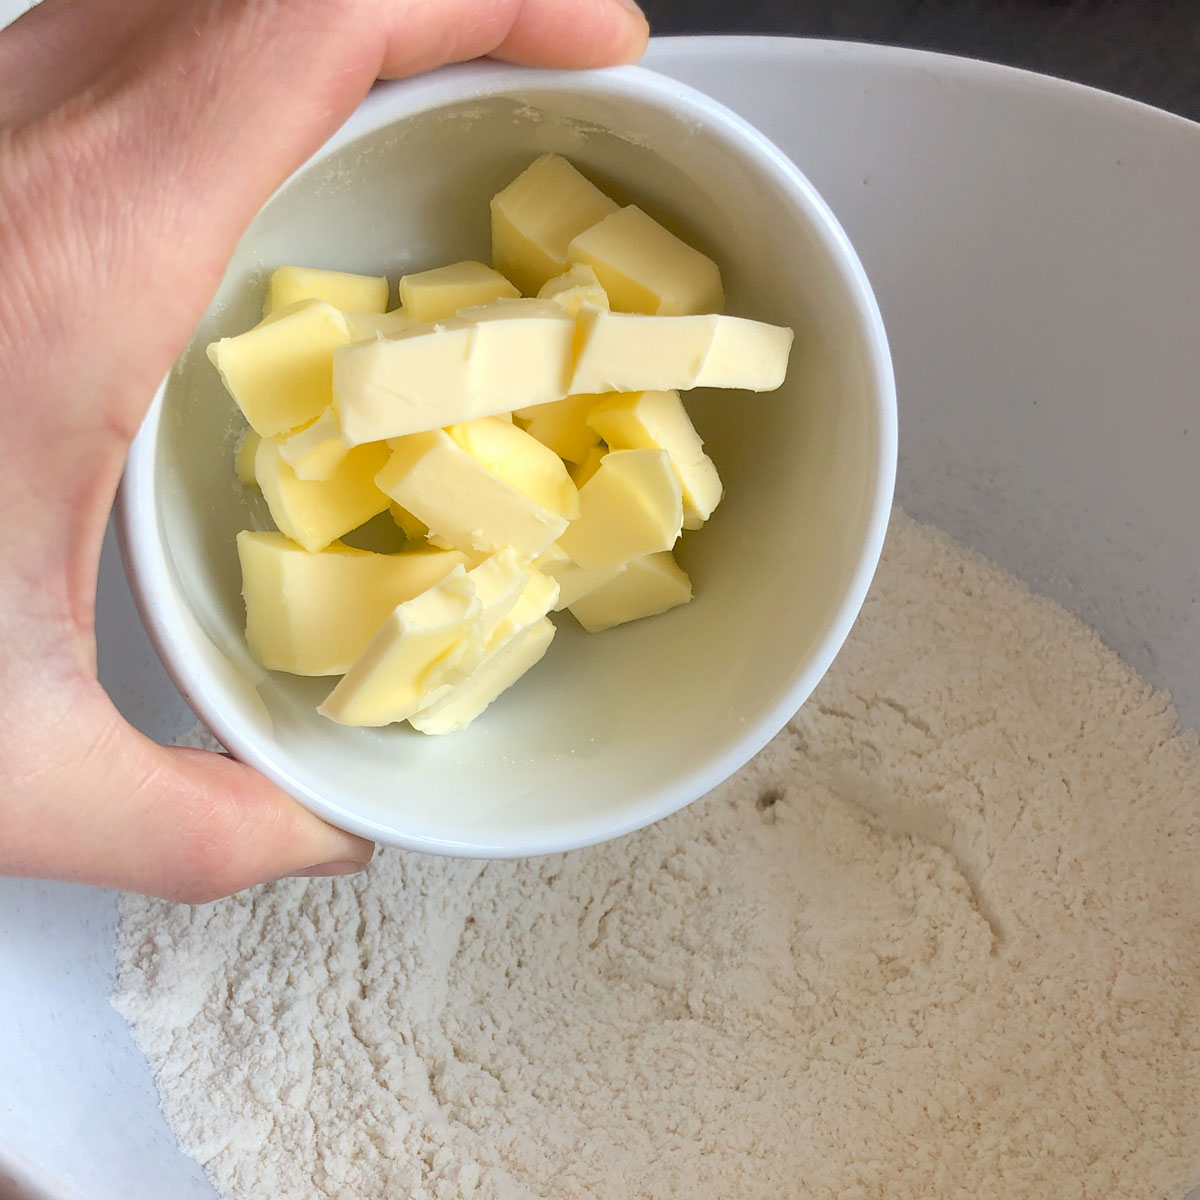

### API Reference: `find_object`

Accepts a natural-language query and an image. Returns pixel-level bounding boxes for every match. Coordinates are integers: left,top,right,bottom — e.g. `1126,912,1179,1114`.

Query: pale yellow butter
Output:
275,407,348,482
236,531,466,675
466,550,529,642
537,264,610,317
234,430,260,487
491,154,619,296
569,444,607,488
344,310,417,341
318,565,483,727
531,542,623,611
566,205,724,316
398,260,518,323
587,390,722,530
376,424,571,561
461,299,575,415
255,436,390,553
570,306,793,396
514,393,603,465
557,448,683,571
263,266,389,318
209,299,352,437
568,551,693,633
388,502,429,542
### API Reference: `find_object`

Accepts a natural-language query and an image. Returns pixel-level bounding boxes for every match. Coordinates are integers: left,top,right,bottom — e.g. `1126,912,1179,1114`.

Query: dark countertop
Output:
640,0,1200,122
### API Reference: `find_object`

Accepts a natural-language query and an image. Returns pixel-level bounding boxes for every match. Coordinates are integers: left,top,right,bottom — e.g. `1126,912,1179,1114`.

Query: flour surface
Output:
113,511,1200,1200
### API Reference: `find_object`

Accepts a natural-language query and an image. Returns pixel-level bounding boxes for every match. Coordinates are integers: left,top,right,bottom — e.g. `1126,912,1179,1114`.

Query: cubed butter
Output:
566,205,724,316
344,310,417,341
398,260,518,323
318,566,483,727
513,393,603,465
255,436,390,553
587,390,722,529
263,266,389,318
537,264,610,317
234,430,260,487
209,300,353,437
570,306,793,396
376,426,570,561
389,502,429,542
491,154,619,296
467,550,529,642
568,551,693,633
531,542,623,611
236,531,466,675
557,448,683,571
569,444,607,488
275,407,348,482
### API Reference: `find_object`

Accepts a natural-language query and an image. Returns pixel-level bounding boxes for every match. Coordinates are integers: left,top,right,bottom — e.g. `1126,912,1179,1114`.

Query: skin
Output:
0,0,648,903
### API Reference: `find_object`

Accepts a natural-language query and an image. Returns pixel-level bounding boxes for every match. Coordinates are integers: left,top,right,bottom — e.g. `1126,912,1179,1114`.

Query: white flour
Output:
113,510,1200,1200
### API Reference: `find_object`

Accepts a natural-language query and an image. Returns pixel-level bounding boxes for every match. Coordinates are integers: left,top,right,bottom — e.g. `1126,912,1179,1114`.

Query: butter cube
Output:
569,445,607,488
275,407,348,482
376,424,571,561
389,502,429,542
409,618,554,735
263,266,389,318
209,300,353,437
570,307,793,396
318,566,484,727
467,550,529,641
568,552,693,633
531,543,623,611
236,532,466,675
344,310,417,341
513,393,603,465
567,205,724,316
587,390,722,530
255,436,390,553
234,430,260,487
557,448,683,571
491,154,619,296
537,264,610,317
334,302,575,444
398,260,518,323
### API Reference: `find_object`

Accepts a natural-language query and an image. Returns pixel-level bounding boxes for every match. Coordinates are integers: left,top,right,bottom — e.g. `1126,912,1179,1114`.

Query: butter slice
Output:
568,552,693,633
345,310,417,341
389,502,429,542
569,445,607,488
234,430,260,487
275,407,348,482
570,307,793,396
334,302,574,444
398,260,518,323
531,543,623,611
209,300,352,437
557,448,683,571
566,205,724,316
376,426,570,561
537,264,610,317
263,266,389,318
255,436,390,553
491,154,619,296
514,393,603,465
467,550,529,641
587,390,721,530
236,532,465,675
318,565,483,727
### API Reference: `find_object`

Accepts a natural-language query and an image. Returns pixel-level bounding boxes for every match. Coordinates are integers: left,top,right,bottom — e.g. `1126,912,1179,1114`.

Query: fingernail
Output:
290,860,369,878
612,0,645,17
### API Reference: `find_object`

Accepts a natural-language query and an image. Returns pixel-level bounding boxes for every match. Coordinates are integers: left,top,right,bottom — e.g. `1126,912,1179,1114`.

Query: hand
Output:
0,0,648,902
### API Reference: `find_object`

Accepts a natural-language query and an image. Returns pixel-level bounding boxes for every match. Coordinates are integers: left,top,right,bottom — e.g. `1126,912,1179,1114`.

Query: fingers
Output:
2,693,373,903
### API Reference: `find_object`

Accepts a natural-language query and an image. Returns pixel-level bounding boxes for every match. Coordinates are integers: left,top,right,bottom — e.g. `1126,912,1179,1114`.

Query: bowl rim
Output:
116,59,898,857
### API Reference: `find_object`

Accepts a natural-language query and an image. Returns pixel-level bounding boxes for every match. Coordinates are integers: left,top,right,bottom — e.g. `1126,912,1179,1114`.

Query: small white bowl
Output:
117,61,896,856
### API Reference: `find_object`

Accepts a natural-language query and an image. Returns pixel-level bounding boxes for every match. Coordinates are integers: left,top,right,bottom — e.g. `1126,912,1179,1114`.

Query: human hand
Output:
0,0,648,902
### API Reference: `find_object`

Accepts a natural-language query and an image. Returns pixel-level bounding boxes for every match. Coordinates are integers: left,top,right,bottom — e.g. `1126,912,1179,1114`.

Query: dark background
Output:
640,0,1200,122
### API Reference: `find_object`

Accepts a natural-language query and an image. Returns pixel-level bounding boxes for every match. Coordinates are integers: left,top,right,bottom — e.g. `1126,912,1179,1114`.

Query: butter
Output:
569,445,607,488
587,390,721,530
318,565,483,727
344,310,417,341
531,543,622,611
275,407,348,482
234,430,260,487
255,436,390,553
570,306,793,396
467,550,529,641
537,264,610,317
566,205,724,316
398,260,518,323
389,502,429,542
557,448,683,571
237,531,466,675
491,154,619,296
263,266,389,318
376,424,571,561
513,393,602,465
568,551,693,633
333,301,574,444
209,299,353,436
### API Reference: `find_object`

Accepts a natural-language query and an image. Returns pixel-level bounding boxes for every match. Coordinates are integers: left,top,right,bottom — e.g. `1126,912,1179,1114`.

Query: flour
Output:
112,509,1200,1200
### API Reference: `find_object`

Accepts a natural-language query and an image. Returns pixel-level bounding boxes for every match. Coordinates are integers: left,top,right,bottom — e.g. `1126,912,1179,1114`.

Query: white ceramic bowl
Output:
117,60,895,856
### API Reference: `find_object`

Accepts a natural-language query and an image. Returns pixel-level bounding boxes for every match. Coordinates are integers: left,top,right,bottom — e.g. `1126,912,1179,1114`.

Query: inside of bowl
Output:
153,82,886,852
